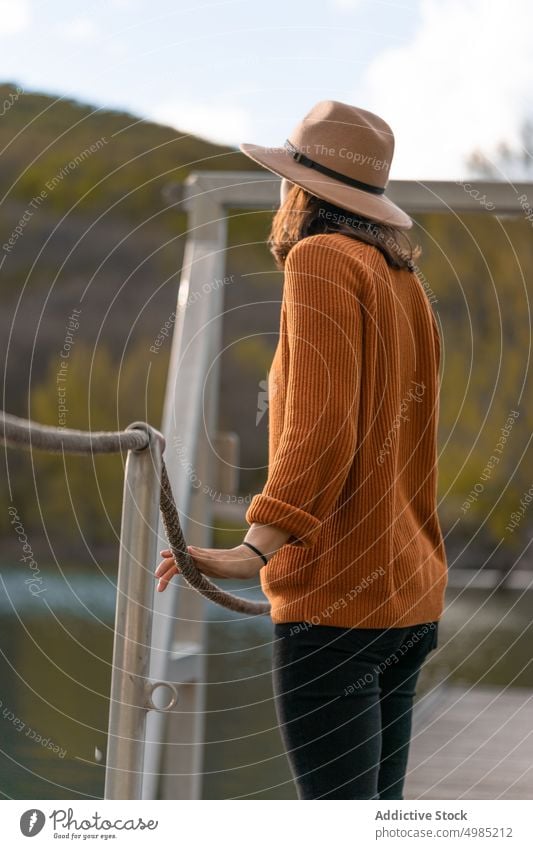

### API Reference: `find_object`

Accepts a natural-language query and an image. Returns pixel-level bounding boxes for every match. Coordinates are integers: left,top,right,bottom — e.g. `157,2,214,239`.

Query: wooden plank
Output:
405,685,533,799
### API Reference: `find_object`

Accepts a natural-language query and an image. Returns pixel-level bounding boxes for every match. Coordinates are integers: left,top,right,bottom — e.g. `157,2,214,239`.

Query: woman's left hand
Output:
155,543,264,592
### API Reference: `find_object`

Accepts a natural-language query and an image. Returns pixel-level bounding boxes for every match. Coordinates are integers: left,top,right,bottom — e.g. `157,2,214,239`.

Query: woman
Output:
155,100,448,800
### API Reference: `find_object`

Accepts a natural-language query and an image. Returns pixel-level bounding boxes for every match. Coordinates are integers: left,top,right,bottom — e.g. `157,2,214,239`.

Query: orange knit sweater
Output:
245,232,448,628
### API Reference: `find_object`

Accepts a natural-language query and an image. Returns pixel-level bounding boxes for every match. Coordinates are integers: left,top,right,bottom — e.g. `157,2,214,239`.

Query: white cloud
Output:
330,0,365,9
356,0,533,179
57,17,98,43
0,0,30,36
149,99,254,147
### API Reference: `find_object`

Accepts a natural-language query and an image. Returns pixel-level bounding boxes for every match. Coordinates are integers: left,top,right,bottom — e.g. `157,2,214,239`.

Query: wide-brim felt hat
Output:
239,99,412,230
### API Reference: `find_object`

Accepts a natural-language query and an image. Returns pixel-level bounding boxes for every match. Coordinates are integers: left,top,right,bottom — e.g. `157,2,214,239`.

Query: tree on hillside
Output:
466,117,533,180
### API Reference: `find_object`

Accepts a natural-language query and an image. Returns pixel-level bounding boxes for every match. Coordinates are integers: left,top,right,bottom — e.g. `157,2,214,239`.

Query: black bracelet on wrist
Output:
242,540,268,566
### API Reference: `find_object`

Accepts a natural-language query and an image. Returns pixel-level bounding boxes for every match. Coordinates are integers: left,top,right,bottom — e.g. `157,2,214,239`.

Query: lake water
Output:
0,568,531,799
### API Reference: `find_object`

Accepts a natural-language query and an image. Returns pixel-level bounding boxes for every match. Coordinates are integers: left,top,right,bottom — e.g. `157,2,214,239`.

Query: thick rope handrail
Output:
159,459,270,616
1,410,149,453
1,410,270,616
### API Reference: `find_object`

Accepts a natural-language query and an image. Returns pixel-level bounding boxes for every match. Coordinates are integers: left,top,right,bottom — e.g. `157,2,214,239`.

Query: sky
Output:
0,0,531,179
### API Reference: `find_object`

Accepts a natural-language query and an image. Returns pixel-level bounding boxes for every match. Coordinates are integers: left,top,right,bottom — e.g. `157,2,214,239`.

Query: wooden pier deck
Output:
406,684,533,799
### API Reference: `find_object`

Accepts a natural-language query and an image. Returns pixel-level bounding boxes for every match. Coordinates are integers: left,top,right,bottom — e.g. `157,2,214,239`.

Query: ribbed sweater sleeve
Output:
246,235,365,549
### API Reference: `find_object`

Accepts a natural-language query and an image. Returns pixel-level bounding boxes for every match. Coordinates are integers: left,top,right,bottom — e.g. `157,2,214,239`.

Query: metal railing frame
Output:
141,186,228,799
104,422,179,799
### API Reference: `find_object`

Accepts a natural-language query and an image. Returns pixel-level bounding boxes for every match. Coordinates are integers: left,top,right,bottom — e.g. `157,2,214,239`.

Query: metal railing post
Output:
104,421,176,800
142,186,228,799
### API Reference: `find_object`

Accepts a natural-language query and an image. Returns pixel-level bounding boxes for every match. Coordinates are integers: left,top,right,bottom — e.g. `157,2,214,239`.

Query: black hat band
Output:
284,139,386,196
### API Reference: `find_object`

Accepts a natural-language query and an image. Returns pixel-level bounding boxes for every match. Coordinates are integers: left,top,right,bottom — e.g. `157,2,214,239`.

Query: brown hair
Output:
268,183,421,272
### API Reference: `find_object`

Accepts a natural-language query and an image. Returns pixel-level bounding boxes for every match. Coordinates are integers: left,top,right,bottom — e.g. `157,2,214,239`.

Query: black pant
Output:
272,619,439,799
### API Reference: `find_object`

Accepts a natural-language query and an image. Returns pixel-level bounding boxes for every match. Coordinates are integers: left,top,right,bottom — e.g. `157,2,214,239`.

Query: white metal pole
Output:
104,422,176,799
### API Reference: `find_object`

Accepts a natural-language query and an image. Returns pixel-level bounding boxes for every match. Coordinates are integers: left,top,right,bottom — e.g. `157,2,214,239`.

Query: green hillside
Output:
0,81,260,223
